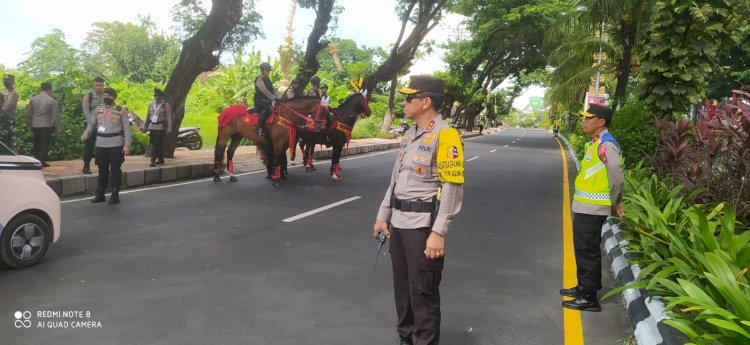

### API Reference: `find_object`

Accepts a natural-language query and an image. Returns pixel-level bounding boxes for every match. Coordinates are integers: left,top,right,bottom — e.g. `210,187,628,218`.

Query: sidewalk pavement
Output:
42,128,495,197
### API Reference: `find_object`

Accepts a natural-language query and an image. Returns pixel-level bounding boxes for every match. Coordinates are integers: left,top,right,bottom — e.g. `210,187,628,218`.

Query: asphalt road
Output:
1,128,632,345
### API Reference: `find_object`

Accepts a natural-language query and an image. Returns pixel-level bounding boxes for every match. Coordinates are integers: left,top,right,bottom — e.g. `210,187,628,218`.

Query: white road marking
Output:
282,196,362,222
467,156,479,162
504,145,509,147
62,150,397,204
490,149,497,153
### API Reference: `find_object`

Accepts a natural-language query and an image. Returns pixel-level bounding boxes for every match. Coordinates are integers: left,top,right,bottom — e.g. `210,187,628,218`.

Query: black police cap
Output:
399,75,444,95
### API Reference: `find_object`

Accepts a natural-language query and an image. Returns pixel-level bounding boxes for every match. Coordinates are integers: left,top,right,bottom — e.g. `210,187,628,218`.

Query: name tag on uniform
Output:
97,126,106,133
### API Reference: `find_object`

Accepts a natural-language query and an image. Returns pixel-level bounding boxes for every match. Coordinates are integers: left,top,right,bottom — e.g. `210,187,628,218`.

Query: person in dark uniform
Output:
81,77,106,174
560,104,624,312
282,78,302,101
373,75,465,345
254,62,280,135
80,87,131,204
307,76,321,97
1,74,19,148
144,88,172,167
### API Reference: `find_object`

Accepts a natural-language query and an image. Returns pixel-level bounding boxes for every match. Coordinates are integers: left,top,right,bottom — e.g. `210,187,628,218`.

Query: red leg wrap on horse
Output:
228,160,234,174
331,163,341,176
272,165,282,181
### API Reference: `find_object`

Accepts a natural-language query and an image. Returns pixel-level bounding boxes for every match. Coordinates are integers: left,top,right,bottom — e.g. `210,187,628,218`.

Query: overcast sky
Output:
1,0,544,108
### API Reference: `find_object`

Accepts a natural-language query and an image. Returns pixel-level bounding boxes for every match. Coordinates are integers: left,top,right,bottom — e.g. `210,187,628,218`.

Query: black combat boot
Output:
562,291,601,312
91,189,106,203
108,188,120,204
559,286,580,298
82,161,92,174
399,335,413,345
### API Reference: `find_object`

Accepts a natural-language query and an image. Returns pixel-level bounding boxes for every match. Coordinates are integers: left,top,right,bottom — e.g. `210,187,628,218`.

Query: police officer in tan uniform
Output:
81,77,106,174
1,74,19,148
373,75,464,345
81,87,131,204
144,88,172,167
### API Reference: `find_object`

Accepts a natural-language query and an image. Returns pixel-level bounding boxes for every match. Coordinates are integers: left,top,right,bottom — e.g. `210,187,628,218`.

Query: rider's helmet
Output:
310,76,321,85
291,78,301,86
260,62,272,71
321,84,328,89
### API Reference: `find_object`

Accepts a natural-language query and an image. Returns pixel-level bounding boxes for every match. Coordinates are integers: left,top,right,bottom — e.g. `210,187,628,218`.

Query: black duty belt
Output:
148,120,166,125
391,196,435,213
98,130,124,138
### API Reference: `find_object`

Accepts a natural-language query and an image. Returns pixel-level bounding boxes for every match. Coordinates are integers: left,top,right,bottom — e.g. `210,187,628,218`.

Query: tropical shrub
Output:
609,101,659,167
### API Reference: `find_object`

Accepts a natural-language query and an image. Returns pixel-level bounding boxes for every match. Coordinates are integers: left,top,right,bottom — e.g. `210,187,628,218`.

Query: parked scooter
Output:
176,127,203,150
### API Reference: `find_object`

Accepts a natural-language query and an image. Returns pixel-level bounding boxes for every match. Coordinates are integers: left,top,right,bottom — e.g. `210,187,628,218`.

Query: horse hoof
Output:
331,174,342,181
229,176,238,182
273,181,282,188
305,167,312,172
213,176,221,183
310,166,316,171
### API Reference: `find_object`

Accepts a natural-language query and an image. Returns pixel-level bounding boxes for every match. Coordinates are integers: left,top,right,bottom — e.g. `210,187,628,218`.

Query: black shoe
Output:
562,294,601,312
108,188,120,204
399,336,413,345
150,162,157,167
82,164,92,174
559,286,580,298
156,158,165,164
91,190,106,203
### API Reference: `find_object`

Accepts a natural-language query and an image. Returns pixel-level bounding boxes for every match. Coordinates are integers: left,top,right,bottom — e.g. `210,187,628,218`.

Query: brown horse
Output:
294,92,371,180
214,96,324,186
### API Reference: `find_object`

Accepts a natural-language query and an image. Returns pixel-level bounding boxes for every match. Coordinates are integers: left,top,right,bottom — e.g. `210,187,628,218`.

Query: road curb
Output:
558,133,685,345
46,141,404,197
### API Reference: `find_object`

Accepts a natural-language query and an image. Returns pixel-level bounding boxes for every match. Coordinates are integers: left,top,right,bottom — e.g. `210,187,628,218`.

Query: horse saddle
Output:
243,112,274,127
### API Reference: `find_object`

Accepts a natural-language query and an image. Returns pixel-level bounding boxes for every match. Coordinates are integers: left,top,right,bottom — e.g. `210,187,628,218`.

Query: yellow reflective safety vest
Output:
574,132,621,206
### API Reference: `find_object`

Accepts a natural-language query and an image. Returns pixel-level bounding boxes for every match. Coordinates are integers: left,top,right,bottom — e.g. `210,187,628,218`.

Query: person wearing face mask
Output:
81,77,107,174
81,87,131,204
27,82,61,167
144,88,172,167
1,74,18,148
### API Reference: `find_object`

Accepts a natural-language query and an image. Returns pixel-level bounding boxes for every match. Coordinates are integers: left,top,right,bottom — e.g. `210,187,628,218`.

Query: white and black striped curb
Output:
602,220,686,345
558,133,686,345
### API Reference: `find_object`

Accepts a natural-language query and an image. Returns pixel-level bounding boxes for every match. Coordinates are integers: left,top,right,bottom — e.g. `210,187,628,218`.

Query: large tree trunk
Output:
612,21,636,110
362,0,445,94
163,0,243,157
299,0,336,86
380,77,399,134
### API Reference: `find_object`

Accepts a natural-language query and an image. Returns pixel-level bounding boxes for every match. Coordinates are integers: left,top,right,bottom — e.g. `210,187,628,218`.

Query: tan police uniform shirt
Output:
27,92,61,129
2,88,18,114
84,104,132,148
145,100,172,131
82,92,105,126
377,115,464,236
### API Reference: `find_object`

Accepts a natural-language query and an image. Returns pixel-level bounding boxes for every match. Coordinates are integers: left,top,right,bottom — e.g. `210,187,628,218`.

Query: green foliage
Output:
609,101,658,166
708,24,750,98
352,101,388,139
603,166,750,344
171,0,262,55
129,131,150,156
637,0,749,117
83,18,181,83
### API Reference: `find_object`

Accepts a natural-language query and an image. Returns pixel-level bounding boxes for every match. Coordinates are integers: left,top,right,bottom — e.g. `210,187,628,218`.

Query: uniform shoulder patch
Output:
437,128,464,184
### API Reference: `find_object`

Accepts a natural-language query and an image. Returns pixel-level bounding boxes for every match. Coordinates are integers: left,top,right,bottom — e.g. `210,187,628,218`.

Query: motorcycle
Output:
176,127,204,150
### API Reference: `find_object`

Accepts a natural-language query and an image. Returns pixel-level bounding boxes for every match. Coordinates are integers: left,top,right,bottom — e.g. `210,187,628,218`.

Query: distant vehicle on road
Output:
0,141,61,268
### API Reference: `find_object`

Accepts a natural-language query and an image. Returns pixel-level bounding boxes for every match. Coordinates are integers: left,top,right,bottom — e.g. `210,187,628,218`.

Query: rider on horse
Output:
254,62,279,135
307,76,321,97
320,84,330,107
282,78,302,101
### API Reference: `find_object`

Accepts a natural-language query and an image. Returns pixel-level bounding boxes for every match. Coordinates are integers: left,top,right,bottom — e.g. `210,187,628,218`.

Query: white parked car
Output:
0,141,61,268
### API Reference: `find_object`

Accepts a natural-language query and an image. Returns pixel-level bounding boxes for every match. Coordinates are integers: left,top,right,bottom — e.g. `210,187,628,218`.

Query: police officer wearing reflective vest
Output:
254,62,280,135
145,88,172,167
81,87,131,204
560,103,624,312
373,75,464,345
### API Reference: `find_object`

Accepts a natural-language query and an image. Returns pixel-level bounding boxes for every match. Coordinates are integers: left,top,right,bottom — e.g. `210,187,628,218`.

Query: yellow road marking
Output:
556,137,584,345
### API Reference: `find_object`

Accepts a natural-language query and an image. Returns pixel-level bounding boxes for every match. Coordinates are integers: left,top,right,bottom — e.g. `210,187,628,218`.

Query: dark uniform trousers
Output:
573,213,608,294
390,226,443,345
149,129,166,163
83,126,97,164
96,146,125,190
256,101,272,130
32,127,54,164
